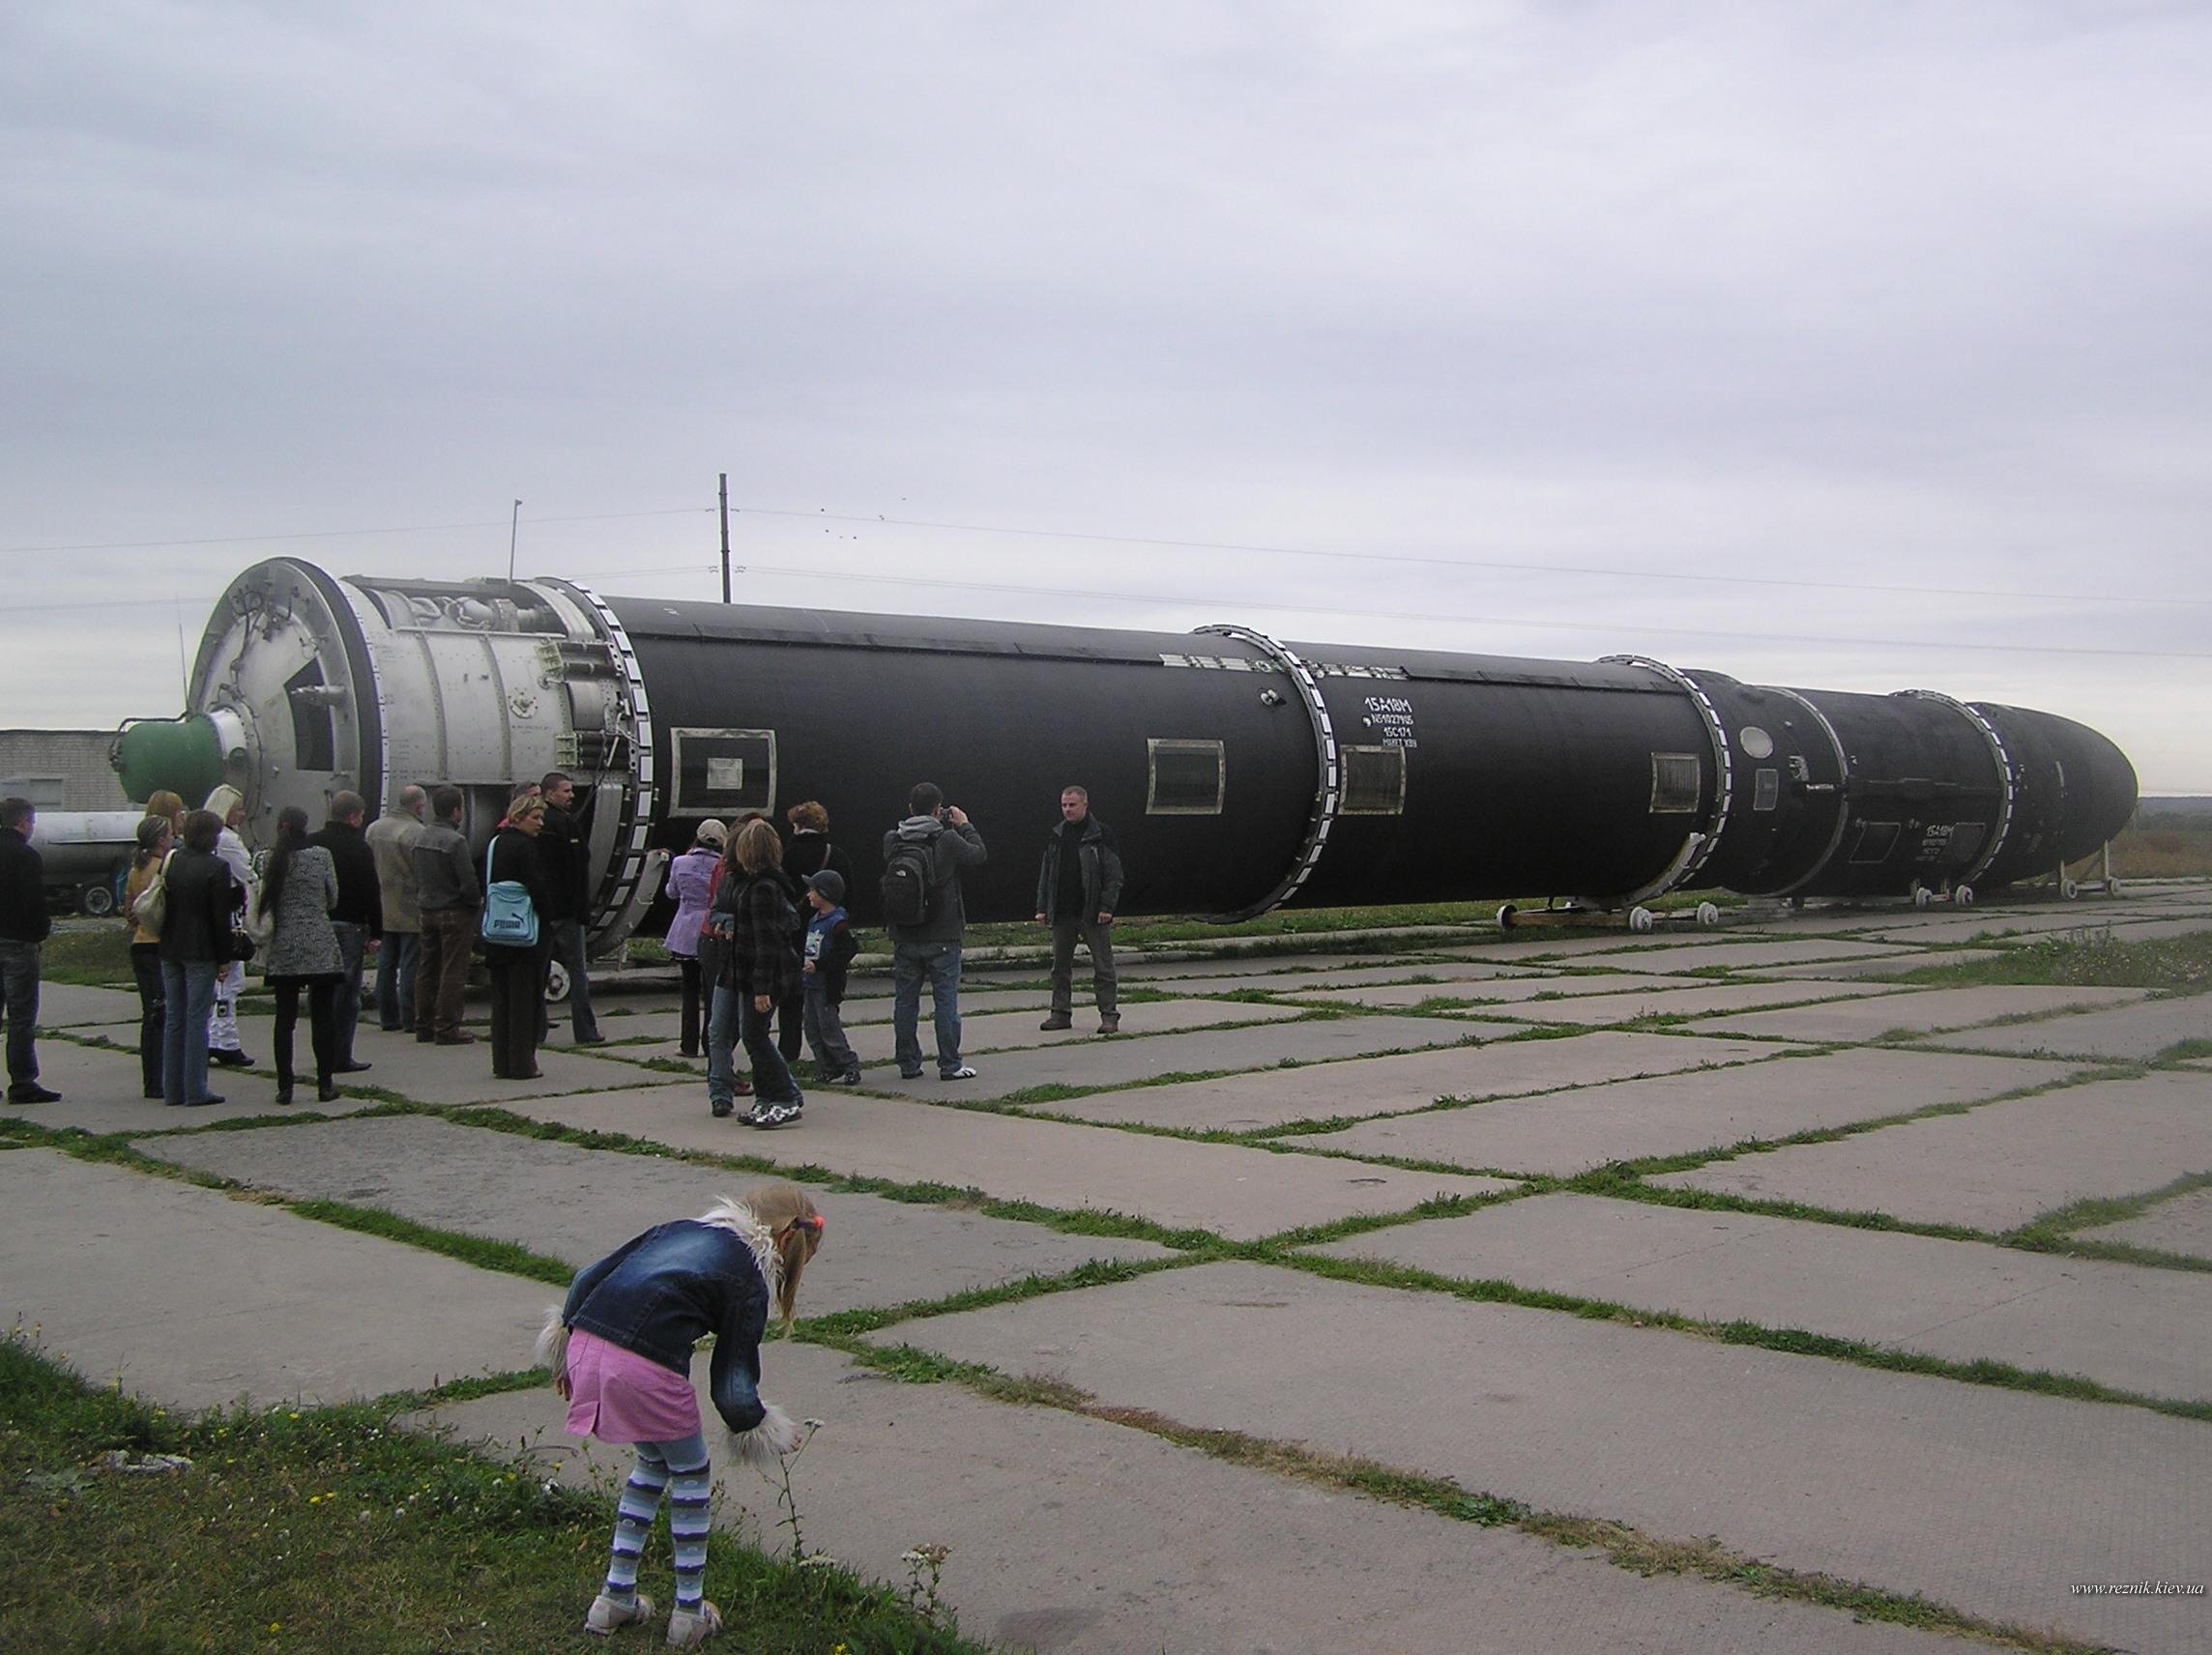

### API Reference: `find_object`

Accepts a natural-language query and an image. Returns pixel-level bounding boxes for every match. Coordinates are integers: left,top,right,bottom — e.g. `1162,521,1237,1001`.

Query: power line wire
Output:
732,504,2211,608
723,561,2212,662
6,495,2198,608
0,507,712,557
7,534,2197,659
6,555,2197,660
0,563,718,616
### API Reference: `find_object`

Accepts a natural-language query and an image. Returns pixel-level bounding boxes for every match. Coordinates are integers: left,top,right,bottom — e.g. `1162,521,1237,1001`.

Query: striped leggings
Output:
602,1432,713,1611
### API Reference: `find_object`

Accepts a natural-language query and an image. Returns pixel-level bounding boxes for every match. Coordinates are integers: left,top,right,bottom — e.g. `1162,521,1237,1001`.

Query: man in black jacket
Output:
308,791,380,1073
883,782,986,1080
536,772,604,1045
1033,785,1126,1034
0,798,60,1103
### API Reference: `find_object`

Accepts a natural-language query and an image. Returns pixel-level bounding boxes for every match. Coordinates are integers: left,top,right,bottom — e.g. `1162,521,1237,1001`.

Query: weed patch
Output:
0,1329,984,1653
1893,929,2212,993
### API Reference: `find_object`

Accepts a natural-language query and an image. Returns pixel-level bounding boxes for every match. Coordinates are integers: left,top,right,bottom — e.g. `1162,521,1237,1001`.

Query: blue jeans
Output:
802,974,857,1077
538,918,601,1043
160,959,219,1105
707,984,802,1110
375,930,420,1031
0,939,41,1092
891,941,963,1077
330,920,366,1063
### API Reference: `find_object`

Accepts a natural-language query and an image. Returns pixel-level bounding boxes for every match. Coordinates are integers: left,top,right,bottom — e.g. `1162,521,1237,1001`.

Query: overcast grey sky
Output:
5,1,2208,789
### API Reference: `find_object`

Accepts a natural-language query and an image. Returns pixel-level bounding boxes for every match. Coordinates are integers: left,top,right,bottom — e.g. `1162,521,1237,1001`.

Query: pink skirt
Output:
565,1328,703,1444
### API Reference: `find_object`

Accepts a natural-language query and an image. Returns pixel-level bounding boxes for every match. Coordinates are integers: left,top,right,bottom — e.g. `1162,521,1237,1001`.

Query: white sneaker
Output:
940,1065,977,1080
585,1591,654,1635
667,1600,723,1647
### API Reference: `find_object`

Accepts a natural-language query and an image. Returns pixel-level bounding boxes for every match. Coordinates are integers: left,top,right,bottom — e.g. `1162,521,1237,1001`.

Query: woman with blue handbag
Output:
484,793,554,1080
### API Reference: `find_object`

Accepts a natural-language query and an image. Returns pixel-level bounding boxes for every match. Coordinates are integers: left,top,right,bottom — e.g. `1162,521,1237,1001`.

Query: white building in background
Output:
0,728,133,810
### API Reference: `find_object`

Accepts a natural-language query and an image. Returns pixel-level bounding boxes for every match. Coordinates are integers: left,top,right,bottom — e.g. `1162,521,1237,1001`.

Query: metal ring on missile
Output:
1895,689,2018,890
1600,654,1733,903
1762,687,1854,898
1195,623,1341,920
553,580,660,953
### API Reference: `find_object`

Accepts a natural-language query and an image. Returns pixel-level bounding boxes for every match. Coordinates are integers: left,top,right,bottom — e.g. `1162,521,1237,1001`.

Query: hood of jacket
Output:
697,1197,782,1296
893,814,945,843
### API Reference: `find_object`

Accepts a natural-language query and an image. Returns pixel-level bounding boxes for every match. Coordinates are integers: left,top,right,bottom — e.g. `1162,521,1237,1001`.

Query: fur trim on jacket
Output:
695,1196,784,1298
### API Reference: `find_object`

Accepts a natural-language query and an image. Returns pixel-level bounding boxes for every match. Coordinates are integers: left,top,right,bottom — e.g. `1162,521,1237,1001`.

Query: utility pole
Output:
507,499,523,582
718,473,732,602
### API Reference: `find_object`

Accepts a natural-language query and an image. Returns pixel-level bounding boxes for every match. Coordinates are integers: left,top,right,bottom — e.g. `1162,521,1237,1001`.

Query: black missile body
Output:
111,559,2137,948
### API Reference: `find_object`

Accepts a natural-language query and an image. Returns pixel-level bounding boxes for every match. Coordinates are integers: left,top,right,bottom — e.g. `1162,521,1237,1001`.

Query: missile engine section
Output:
110,557,2138,954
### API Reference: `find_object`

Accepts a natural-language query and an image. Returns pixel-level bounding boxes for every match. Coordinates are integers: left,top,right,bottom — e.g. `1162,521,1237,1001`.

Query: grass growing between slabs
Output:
0,1328,988,1655
37,921,134,989
1893,928,2212,992
836,1338,2113,1655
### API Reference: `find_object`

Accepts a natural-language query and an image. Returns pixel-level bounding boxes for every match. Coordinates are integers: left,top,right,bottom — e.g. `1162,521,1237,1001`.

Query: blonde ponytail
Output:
742,1181,825,1330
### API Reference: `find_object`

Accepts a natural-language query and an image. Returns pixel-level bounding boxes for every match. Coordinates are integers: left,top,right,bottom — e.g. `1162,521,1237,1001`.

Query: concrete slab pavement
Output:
130,1114,1172,1316
496,1083,1513,1241
575,997,1311,1074
0,1034,390,1131
183,1013,697,1108
1543,939,1916,974
2073,915,2212,942
2077,1187,2212,1261
1651,1071,2212,1231
0,1148,547,1409
1041,1031,1779,1134
841,986,1053,1024
1142,960,1555,994
578,989,1061,1045
1456,979,1906,1027
1683,985,2155,1042
1306,1048,2085,1177
1756,948,2012,981
879,1261,2209,1654
434,1342,1971,1655
1286,973,1683,1009
1858,914,2212,947
1919,993,2212,1061
852,1013,1497,1102
1433,933,1704,961
844,997,1303,1062
28,980,143,1026
1310,1192,2212,1401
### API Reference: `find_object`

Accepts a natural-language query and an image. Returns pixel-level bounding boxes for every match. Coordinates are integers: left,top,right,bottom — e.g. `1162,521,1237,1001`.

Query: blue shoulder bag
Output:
480,841,540,947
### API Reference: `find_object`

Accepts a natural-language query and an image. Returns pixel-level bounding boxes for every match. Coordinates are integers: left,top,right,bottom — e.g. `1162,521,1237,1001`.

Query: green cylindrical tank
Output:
111,715,224,807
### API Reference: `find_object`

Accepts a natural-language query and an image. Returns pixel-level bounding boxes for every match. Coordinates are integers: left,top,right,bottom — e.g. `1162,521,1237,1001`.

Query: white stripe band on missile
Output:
1894,688,2018,890
1763,687,1855,898
1195,624,1342,921
558,579,660,953
1601,654,1734,903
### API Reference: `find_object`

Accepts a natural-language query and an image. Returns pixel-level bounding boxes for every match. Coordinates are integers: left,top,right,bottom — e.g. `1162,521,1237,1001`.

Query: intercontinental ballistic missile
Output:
110,558,2138,953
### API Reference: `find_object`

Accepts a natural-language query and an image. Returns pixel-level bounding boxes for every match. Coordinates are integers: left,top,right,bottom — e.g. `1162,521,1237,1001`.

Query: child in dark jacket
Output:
703,818,805,1126
539,1182,825,1646
800,869,860,1084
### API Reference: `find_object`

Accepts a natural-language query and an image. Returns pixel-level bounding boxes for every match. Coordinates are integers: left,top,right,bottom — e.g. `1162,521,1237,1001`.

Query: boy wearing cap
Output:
800,870,860,1085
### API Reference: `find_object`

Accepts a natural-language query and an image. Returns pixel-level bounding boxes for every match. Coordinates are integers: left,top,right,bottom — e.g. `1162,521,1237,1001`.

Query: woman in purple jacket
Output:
661,821,726,1060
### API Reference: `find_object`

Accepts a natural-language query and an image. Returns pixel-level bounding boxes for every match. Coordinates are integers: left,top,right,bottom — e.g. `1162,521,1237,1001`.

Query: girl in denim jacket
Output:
538,1181,826,1646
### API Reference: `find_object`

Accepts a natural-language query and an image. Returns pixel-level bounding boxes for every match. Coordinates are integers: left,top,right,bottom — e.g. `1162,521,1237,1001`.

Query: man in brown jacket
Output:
366,785,425,1032
410,785,479,1044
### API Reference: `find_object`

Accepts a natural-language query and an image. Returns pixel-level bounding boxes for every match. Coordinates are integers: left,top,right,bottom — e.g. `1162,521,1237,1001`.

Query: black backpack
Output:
879,837,936,928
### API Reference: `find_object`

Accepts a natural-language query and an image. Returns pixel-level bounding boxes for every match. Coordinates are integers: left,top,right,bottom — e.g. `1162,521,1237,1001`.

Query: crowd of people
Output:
0,774,1126,1126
